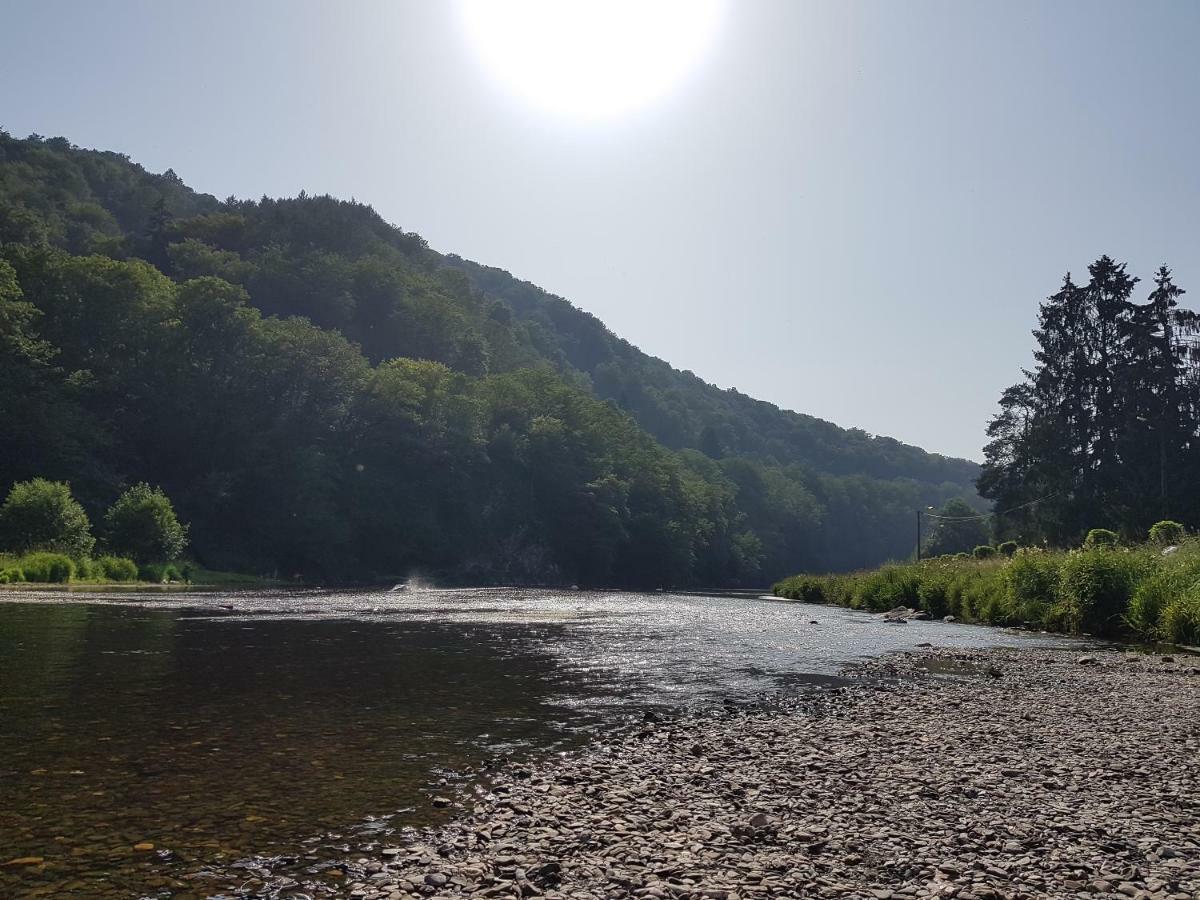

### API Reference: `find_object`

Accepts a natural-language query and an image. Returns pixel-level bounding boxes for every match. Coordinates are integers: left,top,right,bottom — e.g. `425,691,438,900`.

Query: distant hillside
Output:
443,256,978,485
0,132,980,581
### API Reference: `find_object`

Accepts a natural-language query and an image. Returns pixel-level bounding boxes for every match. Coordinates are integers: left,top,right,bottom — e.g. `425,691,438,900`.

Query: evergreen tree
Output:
981,259,1197,544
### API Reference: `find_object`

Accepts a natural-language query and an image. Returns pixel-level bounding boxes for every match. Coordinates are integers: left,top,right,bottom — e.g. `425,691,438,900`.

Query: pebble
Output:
231,647,1200,899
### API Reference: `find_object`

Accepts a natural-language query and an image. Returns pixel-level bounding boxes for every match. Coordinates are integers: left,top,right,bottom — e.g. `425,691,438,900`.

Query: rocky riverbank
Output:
282,647,1199,899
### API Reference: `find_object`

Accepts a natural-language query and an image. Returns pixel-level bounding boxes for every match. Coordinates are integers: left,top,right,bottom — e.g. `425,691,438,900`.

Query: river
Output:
0,587,1064,897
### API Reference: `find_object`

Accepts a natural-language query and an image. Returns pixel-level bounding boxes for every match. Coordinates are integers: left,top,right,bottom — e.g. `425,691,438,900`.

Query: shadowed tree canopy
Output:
0,132,983,583
979,258,1199,546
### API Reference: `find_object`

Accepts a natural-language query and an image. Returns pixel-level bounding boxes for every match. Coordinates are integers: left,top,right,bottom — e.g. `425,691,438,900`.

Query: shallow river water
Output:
0,587,1063,897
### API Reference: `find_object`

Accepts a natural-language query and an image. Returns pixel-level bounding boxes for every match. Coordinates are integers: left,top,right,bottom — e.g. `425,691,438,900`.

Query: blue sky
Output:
2,0,1197,460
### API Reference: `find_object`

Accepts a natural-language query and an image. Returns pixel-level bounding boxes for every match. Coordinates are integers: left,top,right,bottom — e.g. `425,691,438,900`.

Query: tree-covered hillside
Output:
0,132,979,583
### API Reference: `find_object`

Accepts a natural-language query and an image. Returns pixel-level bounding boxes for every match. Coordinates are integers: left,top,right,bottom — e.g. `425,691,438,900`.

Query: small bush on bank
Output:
1005,549,1062,624
139,562,183,583
98,555,139,581
0,566,25,583
997,541,1019,557
1160,587,1200,645
973,545,996,559
774,574,827,603
1149,520,1186,545
1084,528,1119,549
1056,549,1147,636
855,565,920,611
18,552,76,583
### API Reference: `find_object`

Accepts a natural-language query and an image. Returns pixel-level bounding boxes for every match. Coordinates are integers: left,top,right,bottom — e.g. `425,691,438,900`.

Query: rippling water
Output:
0,587,1062,897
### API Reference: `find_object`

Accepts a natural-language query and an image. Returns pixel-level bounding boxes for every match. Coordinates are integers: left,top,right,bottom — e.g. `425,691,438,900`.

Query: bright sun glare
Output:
456,0,725,120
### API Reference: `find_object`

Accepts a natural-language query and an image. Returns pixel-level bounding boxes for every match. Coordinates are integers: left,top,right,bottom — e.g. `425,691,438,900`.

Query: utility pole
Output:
916,508,922,562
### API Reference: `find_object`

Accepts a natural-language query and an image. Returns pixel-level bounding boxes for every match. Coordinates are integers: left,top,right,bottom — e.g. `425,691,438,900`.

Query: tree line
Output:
980,257,1200,545
0,132,981,583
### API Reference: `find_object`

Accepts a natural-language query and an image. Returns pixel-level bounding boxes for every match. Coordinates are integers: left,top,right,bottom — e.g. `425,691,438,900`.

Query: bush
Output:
103,483,188,565
98,555,138,582
0,479,95,557
0,566,25,584
972,545,996,559
19,552,76,583
997,541,1019,557
855,565,920,611
1149,520,1186,546
1083,528,1119,549
1160,588,1200,645
1005,549,1062,624
774,575,826,603
1127,571,1172,640
954,552,969,559
139,562,183,583
1057,549,1146,636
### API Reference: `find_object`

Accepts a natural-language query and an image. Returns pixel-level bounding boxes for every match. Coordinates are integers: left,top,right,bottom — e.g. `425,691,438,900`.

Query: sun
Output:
456,0,725,120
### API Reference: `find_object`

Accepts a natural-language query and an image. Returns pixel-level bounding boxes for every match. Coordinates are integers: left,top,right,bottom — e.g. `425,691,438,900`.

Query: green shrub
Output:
1126,570,1173,640
1084,528,1119,549
954,552,969,559
0,479,95,557
98,555,138,582
0,566,25,584
972,545,996,559
774,575,826,603
1149,520,1186,546
997,540,1019,557
1160,588,1200,645
73,556,98,580
19,552,76,583
1056,549,1145,636
856,565,920,611
917,576,950,617
103,483,188,564
139,562,182,583
1005,549,1063,624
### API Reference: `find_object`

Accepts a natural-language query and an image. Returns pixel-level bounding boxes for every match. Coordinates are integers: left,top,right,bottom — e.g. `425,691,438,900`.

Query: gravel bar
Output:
338,647,1199,900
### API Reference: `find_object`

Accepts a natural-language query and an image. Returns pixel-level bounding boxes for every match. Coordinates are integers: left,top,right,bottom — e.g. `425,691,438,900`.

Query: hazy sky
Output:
3,1,1197,460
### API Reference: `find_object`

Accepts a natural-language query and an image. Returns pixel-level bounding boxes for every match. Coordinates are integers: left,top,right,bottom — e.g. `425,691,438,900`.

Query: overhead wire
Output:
922,493,1060,522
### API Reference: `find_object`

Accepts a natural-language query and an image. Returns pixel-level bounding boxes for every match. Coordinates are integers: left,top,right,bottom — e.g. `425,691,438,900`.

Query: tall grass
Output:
774,539,1200,644
0,551,140,584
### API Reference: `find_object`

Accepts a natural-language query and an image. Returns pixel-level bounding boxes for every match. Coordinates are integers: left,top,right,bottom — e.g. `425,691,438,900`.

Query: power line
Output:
923,493,1060,522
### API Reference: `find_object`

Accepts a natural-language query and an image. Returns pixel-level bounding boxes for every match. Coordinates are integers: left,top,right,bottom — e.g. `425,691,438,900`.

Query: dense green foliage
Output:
0,478,94,557
775,539,1200,644
1083,528,1119,549
921,497,991,557
1149,520,1185,546
96,554,139,581
8,551,76,583
980,258,1200,545
103,483,188,564
0,132,982,583
0,479,157,584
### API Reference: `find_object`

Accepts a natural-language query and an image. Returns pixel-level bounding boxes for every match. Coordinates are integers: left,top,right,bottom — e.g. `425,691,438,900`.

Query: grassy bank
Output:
0,552,280,588
774,539,1200,645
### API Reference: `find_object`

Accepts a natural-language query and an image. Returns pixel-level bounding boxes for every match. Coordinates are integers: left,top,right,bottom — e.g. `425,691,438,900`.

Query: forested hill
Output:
442,256,978,485
0,132,979,583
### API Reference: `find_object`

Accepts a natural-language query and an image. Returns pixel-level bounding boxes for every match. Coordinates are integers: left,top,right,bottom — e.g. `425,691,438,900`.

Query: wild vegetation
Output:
775,522,1200,646
0,478,186,583
0,132,979,585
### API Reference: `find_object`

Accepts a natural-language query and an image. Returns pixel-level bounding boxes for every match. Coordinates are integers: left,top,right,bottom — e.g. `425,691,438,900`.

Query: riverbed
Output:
0,588,1064,897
